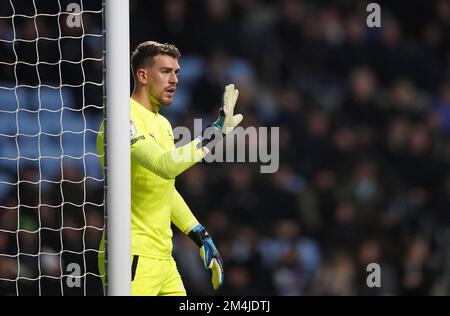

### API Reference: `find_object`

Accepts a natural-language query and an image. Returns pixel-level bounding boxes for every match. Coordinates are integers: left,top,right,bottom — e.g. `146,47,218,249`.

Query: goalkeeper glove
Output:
199,83,244,147
188,223,224,290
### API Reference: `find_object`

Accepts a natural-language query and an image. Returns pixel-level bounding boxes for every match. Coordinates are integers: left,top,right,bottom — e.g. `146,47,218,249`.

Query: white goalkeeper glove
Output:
212,83,243,135
199,84,244,147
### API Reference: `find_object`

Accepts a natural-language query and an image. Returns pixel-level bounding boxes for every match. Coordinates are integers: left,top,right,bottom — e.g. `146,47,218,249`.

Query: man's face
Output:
138,54,180,106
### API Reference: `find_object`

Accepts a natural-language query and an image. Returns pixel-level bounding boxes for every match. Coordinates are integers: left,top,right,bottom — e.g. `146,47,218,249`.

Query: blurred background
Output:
1,0,450,295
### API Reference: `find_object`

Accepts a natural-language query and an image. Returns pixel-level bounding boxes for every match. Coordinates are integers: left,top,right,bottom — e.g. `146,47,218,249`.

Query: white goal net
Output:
0,0,105,295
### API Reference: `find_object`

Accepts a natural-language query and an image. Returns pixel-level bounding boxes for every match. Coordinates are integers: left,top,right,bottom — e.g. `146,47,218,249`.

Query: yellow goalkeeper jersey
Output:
97,98,205,259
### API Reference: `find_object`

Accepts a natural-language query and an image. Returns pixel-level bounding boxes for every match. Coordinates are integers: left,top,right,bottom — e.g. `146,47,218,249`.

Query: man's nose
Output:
170,73,178,85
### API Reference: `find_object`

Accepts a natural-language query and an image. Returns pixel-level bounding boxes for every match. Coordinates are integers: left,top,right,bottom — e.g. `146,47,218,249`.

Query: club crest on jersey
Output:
130,121,137,138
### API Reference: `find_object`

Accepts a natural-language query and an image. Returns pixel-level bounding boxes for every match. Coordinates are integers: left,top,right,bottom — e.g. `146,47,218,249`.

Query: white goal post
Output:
104,0,131,296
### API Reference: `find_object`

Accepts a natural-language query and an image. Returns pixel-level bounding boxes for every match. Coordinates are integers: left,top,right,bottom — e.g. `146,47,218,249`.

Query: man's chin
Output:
160,98,173,106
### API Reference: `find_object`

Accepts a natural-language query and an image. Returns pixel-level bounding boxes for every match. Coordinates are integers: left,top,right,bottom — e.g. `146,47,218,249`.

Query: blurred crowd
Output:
1,0,450,295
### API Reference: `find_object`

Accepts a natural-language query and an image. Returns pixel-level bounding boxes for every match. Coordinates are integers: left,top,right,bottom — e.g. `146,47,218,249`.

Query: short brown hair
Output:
131,41,181,75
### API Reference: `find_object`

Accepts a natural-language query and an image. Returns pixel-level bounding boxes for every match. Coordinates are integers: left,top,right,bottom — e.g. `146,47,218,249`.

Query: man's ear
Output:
136,68,147,85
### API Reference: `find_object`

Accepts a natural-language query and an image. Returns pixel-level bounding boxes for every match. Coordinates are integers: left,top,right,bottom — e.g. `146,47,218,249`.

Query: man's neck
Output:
131,88,160,113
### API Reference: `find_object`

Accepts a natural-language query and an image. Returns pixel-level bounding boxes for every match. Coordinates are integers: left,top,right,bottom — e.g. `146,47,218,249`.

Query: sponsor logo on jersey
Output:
131,135,145,145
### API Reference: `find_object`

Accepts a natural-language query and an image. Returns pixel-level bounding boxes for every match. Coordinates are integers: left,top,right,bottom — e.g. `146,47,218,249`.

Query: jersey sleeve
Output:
96,121,105,167
171,189,199,234
131,116,206,180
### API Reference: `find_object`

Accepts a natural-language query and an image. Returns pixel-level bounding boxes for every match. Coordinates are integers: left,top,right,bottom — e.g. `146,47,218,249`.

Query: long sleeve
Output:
130,112,206,179
132,136,205,179
171,189,199,234
97,119,205,179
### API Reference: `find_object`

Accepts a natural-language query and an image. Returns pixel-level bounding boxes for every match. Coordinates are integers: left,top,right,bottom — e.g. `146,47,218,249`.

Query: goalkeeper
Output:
96,41,243,296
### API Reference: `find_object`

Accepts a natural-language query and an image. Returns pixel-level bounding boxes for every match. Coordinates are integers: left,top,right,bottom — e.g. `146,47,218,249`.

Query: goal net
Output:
0,0,105,295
